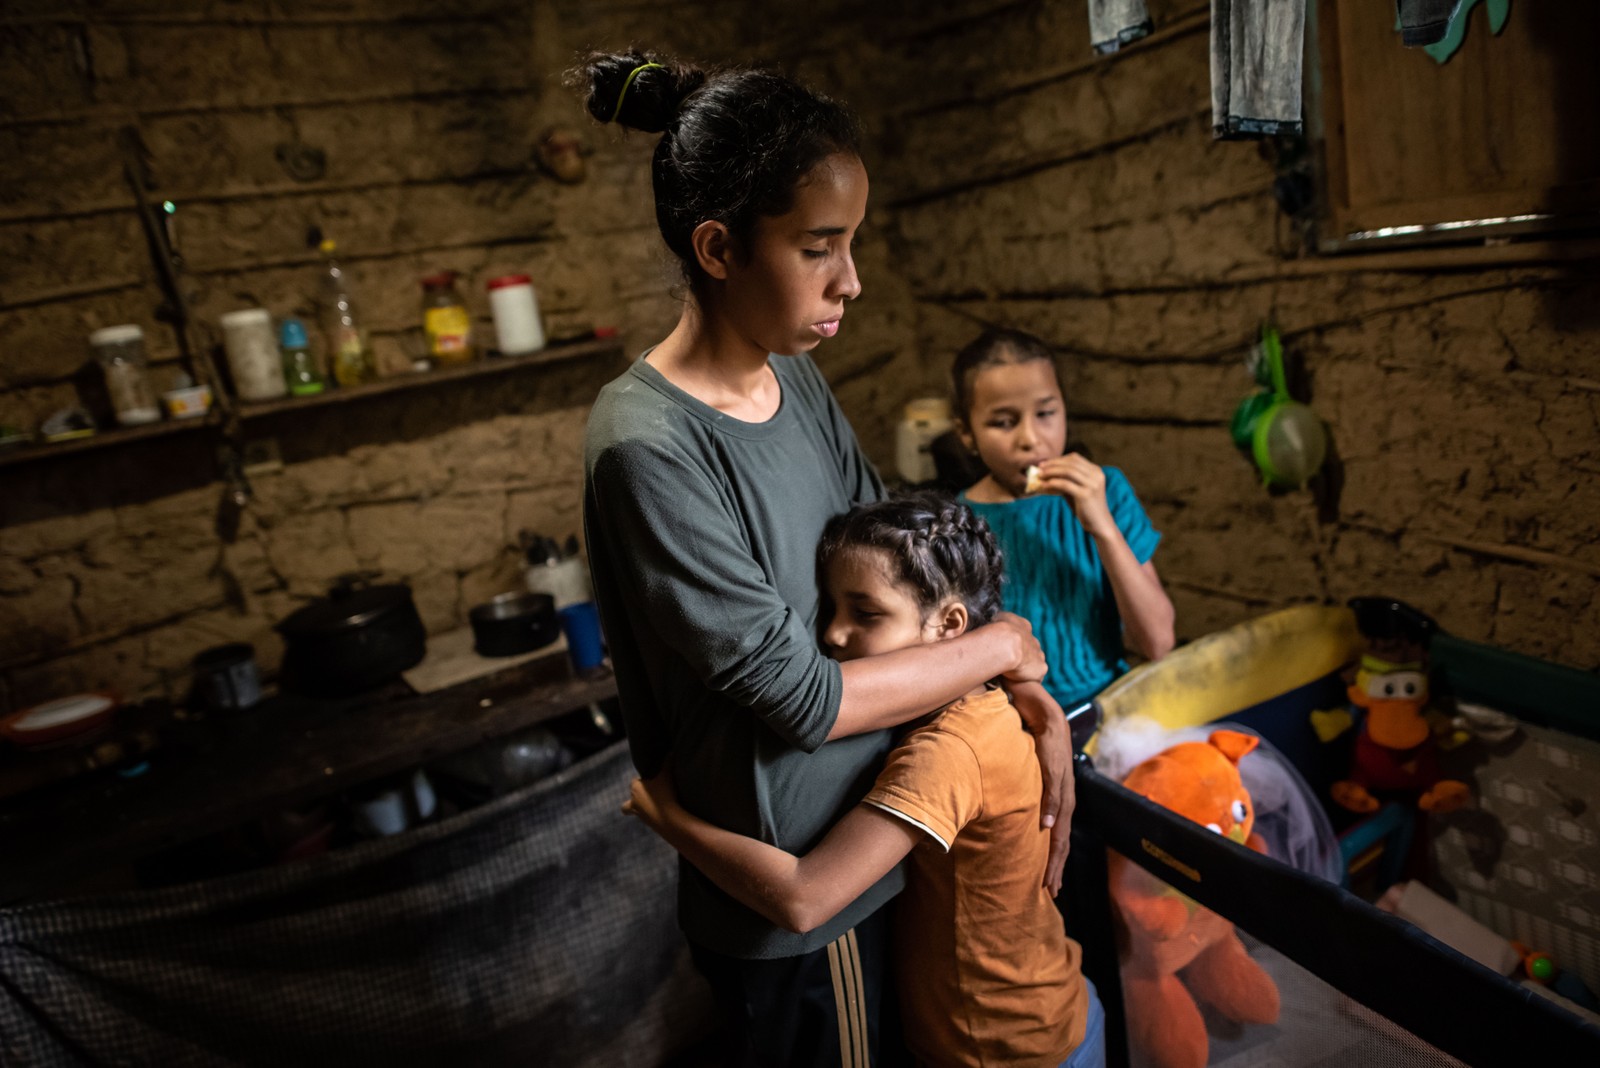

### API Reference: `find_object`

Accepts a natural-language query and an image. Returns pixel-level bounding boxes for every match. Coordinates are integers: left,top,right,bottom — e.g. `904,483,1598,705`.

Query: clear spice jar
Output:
90,325,161,426
421,272,476,364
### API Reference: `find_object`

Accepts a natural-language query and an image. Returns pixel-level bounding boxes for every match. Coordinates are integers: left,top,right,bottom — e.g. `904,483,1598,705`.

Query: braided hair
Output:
571,50,861,289
819,491,1005,627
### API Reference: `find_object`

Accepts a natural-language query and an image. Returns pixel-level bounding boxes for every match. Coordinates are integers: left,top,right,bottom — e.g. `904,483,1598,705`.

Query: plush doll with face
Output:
1331,654,1472,815
1110,730,1281,1068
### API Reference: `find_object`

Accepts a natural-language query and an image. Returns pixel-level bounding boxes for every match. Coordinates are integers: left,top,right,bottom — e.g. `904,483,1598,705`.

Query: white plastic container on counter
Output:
895,397,953,484
486,274,546,356
525,555,592,610
90,325,161,426
219,308,287,401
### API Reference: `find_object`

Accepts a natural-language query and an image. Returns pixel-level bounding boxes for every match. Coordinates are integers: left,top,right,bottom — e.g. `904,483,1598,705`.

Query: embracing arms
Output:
625,774,919,934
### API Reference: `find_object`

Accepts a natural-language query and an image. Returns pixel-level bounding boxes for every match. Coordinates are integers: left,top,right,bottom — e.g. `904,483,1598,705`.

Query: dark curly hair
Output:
570,49,861,289
819,492,1005,627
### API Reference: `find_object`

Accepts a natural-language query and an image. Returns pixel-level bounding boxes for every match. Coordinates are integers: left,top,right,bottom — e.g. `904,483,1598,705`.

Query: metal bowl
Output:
469,591,559,657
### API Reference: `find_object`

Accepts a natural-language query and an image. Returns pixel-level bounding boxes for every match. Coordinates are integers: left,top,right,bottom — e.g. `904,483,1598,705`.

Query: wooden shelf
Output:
236,335,625,420
0,414,214,471
0,335,624,471
0,659,619,903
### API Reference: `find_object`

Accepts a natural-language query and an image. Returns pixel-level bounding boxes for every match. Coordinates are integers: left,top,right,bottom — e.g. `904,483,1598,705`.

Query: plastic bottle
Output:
279,317,324,396
421,271,477,364
319,239,374,386
487,274,546,356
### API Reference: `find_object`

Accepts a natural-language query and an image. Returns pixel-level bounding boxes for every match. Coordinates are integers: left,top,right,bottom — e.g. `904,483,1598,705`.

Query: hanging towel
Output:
1396,0,1463,46
1211,0,1306,139
1089,0,1154,54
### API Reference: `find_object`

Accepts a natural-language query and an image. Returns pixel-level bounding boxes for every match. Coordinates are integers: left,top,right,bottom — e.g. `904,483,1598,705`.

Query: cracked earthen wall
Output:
2,1,1594,714
865,0,1599,671
0,1,930,712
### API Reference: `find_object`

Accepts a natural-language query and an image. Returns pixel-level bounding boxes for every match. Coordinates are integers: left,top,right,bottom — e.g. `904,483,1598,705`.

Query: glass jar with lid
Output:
421,272,477,364
90,325,161,426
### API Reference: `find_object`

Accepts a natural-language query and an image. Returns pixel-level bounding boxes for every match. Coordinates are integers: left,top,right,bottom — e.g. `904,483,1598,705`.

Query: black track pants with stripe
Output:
688,907,906,1068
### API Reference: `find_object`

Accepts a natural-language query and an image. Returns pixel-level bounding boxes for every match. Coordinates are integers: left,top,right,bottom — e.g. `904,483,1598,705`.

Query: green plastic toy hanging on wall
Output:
1229,324,1328,490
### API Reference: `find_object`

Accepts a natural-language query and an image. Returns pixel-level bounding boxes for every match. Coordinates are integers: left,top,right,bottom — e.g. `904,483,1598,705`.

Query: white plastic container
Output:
895,397,953,484
90,325,162,426
486,274,546,356
524,556,592,610
219,308,287,401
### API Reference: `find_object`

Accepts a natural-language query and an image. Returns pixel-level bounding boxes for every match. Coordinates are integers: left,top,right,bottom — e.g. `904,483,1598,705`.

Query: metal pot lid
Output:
277,583,415,635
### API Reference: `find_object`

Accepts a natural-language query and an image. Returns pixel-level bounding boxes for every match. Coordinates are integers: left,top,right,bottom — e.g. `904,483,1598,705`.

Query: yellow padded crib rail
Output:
1088,604,1363,752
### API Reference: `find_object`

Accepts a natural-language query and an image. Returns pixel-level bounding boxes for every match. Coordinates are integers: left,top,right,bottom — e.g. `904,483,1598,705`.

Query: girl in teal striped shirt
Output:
954,328,1176,709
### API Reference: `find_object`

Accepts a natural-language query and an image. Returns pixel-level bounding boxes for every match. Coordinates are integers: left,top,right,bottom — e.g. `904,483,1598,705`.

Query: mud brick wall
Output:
2,0,1594,714
862,0,1600,671
0,1,929,712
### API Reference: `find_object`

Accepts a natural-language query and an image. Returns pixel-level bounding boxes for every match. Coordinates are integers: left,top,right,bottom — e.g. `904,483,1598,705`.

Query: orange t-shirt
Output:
864,687,1088,1067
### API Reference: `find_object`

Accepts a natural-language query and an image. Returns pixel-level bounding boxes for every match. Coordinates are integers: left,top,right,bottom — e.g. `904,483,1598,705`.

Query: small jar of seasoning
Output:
420,272,476,364
486,274,546,356
90,325,161,426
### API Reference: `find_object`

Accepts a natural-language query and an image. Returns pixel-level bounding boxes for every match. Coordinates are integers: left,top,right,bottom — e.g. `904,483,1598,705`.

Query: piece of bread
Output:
1024,465,1043,494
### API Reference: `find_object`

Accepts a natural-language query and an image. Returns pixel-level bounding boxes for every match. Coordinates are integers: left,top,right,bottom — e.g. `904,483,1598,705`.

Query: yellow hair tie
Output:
610,62,665,123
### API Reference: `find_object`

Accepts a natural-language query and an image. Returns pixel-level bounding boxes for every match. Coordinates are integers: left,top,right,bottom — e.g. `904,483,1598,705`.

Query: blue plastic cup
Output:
558,601,607,673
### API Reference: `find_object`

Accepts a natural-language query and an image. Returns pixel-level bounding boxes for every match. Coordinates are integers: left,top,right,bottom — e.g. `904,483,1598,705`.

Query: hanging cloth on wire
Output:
1089,0,1154,54
1210,0,1306,139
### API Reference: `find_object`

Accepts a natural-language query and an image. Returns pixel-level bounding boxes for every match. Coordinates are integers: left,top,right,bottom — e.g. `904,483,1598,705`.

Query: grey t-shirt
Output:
583,353,900,958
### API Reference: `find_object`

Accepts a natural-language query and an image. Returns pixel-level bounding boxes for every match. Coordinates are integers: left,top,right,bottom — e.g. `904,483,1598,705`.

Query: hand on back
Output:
623,770,680,835
994,611,1049,685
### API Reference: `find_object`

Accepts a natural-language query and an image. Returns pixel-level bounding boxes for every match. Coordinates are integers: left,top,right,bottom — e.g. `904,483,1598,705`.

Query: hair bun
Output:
572,50,707,133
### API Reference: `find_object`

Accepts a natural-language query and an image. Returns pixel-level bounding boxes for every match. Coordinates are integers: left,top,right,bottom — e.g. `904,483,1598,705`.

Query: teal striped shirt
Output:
962,466,1161,709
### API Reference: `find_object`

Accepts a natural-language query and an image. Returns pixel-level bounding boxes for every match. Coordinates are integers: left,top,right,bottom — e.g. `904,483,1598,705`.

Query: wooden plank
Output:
1316,1,1600,247
235,336,625,419
0,662,619,903
0,414,213,471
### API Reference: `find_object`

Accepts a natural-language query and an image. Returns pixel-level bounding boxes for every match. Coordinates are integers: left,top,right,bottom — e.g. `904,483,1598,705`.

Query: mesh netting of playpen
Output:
1065,761,1600,1068
0,741,711,1066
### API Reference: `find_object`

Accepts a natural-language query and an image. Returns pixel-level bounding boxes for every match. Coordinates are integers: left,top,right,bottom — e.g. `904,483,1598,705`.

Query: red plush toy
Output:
1110,730,1281,1068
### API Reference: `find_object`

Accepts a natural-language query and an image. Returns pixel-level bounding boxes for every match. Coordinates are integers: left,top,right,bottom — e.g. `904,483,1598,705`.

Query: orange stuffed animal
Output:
1109,730,1281,1068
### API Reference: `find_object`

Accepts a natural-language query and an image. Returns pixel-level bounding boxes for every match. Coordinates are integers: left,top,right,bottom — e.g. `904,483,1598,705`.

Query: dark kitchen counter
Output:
0,655,618,904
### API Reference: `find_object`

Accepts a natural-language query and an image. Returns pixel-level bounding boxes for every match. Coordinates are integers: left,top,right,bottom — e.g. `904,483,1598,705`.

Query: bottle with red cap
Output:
421,271,477,364
486,274,546,357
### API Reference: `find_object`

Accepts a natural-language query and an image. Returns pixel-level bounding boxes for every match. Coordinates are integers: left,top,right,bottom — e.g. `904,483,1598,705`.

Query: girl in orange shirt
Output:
626,493,1104,1068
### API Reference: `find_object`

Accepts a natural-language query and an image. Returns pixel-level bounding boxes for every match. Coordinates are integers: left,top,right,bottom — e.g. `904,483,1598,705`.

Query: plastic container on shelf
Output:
421,271,476,364
486,274,546,356
319,240,374,386
90,325,161,426
220,308,287,401
278,317,324,396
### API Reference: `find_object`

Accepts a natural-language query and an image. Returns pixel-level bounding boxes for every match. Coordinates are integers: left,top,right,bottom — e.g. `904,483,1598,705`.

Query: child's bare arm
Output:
624,774,918,934
1098,541,1175,662
1035,455,1174,660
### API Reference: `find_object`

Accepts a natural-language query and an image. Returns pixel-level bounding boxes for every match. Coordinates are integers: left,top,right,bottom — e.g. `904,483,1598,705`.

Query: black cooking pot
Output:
276,575,427,698
469,591,559,657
